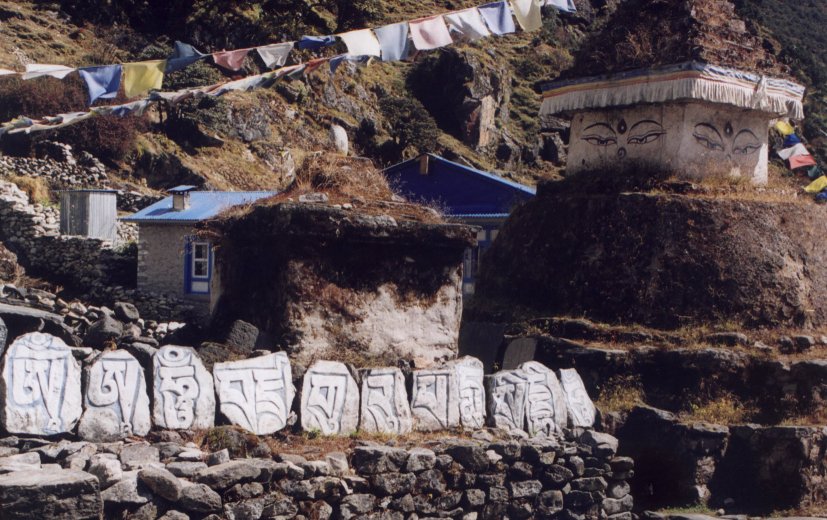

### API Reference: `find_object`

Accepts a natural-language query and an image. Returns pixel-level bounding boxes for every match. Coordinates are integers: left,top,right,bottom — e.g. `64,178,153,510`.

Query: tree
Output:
379,96,440,158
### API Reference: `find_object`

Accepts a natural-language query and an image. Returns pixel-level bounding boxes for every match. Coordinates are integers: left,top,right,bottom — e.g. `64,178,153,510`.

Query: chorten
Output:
539,0,806,184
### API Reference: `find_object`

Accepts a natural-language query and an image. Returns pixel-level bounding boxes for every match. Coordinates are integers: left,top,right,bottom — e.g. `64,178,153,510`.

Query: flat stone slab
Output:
0,332,82,435
520,361,567,436
78,350,150,442
300,360,359,435
411,366,460,431
485,369,528,432
359,368,412,434
559,368,596,428
153,345,215,430
0,469,102,519
451,356,486,429
213,352,295,435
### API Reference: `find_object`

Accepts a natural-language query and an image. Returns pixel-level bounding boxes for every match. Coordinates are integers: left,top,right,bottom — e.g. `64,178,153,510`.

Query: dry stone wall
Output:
0,331,633,520
0,180,193,321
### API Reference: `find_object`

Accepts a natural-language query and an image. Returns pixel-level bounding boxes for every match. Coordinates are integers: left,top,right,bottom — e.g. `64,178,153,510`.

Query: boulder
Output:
0,469,102,519
113,302,140,323
195,460,261,490
0,332,82,435
179,483,222,513
330,124,349,155
138,467,183,501
84,316,123,348
78,350,151,442
100,470,151,506
301,360,360,435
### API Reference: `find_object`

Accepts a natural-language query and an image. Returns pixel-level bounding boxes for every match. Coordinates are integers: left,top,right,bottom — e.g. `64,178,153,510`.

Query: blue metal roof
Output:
122,191,276,223
383,154,535,218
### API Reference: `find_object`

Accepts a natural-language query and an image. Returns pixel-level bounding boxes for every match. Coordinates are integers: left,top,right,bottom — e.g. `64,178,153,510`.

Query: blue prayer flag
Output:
374,22,411,62
784,134,802,147
297,35,337,51
78,65,122,105
166,41,207,73
478,1,516,36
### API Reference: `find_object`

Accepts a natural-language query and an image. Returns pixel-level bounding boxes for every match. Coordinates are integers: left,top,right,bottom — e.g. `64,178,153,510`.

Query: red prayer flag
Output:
212,49,250,71
790,154,817,170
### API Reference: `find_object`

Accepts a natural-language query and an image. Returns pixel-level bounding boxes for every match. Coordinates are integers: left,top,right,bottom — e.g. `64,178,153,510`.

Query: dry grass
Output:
680,393,758,424
595,374,645,413
7,175,52,205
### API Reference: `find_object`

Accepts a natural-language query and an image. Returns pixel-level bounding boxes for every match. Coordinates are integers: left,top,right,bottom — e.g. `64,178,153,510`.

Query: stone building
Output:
122,186,275,316
539,0,806,184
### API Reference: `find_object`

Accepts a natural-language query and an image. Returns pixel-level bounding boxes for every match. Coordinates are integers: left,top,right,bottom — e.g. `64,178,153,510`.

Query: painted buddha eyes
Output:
581,120,666,148
693,124,761,156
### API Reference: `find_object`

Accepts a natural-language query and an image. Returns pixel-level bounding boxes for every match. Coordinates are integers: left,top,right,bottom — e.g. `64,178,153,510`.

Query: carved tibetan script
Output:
154,346,214,429
87,351,143,436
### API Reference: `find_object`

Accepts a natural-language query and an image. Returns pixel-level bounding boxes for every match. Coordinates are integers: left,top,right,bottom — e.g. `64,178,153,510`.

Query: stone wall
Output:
0,180,195,321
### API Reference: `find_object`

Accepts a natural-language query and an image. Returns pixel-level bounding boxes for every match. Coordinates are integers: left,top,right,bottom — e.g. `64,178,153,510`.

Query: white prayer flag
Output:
777,143,809,160
444,8,492,41
22,64,75,80
409,15,454,51
512,0,543,32
256,43,294,69
339,29,382,57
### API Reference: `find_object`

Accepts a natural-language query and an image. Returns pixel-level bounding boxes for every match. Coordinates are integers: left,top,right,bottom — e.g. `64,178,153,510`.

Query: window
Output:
191,241,210,279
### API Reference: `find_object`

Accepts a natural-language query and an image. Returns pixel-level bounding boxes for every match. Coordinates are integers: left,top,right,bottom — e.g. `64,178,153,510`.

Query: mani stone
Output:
300,360,359,435
485,369,528,432
451,356,486,429
0,469,103,520
153,345,215,430
0,332,82,435
213,352,295,435
0,317,7,356
559,368,596,428
520,361,567,436
359,367,412,434
78,350,151,442
411,366,460,431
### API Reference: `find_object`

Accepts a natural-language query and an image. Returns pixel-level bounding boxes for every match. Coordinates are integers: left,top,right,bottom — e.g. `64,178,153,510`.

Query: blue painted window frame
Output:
184,236,212,295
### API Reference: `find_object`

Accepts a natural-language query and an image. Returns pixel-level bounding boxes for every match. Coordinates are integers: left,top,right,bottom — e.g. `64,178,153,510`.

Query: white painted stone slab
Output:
485,369,528,431
520,361,567,436
359,368,412,434
411,367,459,431
300,360,359,435
78,350,150,442
558,368,596,428
152,345,215,430
0,333,81,435
451,356,486,429
213,352,295,435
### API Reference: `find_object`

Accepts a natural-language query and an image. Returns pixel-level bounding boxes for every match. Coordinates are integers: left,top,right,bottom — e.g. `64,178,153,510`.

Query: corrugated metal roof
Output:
452,213,510,219
122,191,276,223
383,154,535,217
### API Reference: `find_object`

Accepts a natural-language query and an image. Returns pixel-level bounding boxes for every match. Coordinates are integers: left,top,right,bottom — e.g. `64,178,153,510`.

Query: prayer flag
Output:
444,8,492,41
330,54,372,74
297,35,337,51
512,0,543,32
22,64,75,80
212,49,250,71
122,60,166,98
777,143,809,161
805,175,827,193
0,69,16,76
784,134,802,147
106,99,152,117
790,154,817,170
257,43,294,69
374,22,411,62
339,29,382,57
478,1,516,35
774,120,795,136
78,65,122,104
544,0,576,12
166,41,207,73
409,15,454,51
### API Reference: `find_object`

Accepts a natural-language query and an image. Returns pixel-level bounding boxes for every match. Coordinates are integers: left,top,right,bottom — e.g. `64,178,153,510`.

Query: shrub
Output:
0,76,145,162
379,96,440,160
7,176,52,205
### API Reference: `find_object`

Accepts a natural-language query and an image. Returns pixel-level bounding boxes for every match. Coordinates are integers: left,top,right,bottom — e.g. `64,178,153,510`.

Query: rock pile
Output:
0,151,108,188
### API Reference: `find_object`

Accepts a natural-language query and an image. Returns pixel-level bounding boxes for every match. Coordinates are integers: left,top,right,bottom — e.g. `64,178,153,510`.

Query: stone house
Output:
383,153,534,297
122,186,275,315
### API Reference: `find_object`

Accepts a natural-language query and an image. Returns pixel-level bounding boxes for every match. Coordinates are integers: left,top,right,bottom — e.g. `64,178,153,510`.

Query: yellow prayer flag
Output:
774,120,795,136
122,60,166,98
805,176,827,194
